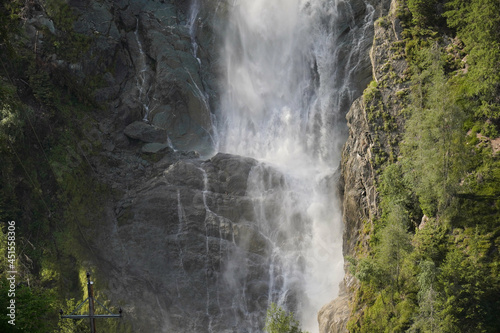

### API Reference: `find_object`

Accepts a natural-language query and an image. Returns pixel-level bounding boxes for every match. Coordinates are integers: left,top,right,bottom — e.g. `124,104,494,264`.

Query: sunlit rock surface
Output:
324,0,408,331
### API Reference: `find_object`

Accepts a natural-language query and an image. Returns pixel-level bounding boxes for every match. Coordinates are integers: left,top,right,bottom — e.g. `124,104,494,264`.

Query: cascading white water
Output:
217,0,375,331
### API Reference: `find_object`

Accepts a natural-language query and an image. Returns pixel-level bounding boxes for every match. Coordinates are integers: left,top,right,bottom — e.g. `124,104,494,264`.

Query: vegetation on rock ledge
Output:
347,0,500,332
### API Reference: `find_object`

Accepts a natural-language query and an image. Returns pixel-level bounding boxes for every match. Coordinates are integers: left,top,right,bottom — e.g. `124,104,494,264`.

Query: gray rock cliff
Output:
318,0,407,331
94,152,289,332
29,0,218,155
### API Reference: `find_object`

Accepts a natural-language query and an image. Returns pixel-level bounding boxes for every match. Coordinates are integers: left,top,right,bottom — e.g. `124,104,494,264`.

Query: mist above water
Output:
216,0,375,331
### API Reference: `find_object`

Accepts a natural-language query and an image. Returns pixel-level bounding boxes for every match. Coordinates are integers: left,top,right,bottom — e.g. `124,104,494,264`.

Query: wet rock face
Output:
67,0,217,154
27,1,306,331
95,152,289,332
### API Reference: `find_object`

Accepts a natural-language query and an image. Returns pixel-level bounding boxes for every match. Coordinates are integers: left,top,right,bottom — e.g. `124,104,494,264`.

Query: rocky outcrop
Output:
319,0,408,331
141,142,172,154
20,2,240,331
318,274,357,333
90,152,292,332
26,0,218,155
342,0,408,258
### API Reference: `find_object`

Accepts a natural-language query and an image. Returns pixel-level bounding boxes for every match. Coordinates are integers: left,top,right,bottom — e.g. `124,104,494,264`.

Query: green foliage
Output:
265,303,308,333
377,218,413,288
444,0,500,122
438,228,500,332
348,209,415,332
350,256,383,286
363,80,380,103
43,0,91,63
0,229,60,332
0,79,24,150
407,0,438,27
56,298,90,333
0,0,23,49
349,1,500,331
408,260,440,332
456,154,500,230
379,163,420,228
402,46,467,217
0,3,112,333
0,281,58,332
28,66,56,108
413,218,448,264
46,0,76,31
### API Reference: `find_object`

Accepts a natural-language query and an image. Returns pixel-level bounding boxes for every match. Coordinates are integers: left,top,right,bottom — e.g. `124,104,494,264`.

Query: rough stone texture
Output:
319,86,378,333
28,0,217,155
341,0,407,273
19,3,229,329
319,0,407,331
91,153,290,332
141,142,173,154
341,97,379,257
318,274,357,333
124,121,169,143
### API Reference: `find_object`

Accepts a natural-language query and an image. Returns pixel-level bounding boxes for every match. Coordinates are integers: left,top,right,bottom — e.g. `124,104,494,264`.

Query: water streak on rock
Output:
133,18,153,122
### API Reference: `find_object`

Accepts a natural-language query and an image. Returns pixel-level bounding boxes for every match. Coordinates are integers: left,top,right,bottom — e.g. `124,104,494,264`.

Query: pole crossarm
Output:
59,272,122,333
61,314,122,319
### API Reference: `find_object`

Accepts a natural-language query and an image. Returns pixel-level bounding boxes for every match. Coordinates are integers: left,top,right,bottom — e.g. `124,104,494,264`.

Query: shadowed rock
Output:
124,121,168,143
141,142,173,154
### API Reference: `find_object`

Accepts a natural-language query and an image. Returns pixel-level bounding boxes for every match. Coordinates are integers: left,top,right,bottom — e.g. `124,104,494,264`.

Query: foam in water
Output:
216,0,375,331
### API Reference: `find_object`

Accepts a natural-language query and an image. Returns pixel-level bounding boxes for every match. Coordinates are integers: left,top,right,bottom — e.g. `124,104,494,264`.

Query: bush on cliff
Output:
347,0,500,331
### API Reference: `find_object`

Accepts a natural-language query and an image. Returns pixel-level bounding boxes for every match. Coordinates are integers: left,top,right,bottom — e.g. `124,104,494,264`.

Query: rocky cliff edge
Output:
318,0,408,331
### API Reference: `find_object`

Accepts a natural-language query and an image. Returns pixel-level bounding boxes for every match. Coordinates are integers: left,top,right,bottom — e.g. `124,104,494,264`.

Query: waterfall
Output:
216,0,375,331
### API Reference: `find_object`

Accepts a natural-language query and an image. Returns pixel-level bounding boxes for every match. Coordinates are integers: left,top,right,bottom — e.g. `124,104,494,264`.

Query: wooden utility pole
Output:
60,272,122,333
88,274,96,333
